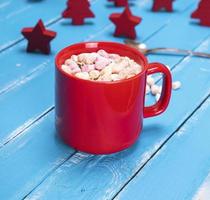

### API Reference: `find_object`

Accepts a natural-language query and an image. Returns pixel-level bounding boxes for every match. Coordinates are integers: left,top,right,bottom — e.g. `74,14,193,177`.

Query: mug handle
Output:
143,62,172,118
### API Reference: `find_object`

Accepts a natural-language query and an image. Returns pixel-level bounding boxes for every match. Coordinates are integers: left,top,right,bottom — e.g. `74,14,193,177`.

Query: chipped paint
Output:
0,59,50,95
139,138,167,167
177,99,210,137
0,1,11,9
1,107,53,148
85,24,113,42
69,152,91,164
200,67,210,73
1,118,35,147
192,172,210,200
6,5,31,19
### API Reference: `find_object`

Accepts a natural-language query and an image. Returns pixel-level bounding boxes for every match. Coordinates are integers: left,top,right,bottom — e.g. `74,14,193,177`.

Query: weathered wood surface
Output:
1,0,210,200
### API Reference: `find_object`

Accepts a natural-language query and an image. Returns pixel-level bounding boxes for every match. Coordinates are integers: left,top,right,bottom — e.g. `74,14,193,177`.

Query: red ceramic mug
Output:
55,42,172,154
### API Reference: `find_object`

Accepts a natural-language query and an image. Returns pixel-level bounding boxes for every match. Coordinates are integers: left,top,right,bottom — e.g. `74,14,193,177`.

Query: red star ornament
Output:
191,0,210,27
109,6,142,39
108,0,128,7
152,0,174,12
21,19,56,54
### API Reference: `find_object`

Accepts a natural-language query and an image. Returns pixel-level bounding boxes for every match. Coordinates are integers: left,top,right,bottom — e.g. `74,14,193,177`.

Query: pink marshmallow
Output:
95,56,111,70
108,53,121,60
97,50,109,58
81,64,95,72
71,67,81,74
65,59,79,70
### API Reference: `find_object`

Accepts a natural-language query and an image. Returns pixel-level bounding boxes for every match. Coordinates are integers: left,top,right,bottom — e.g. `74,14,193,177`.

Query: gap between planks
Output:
22,151,77,200
0,106,54,148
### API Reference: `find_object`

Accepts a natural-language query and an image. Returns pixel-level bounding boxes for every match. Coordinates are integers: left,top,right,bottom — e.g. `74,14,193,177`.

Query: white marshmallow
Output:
112,63,124,73
61,64,72,74
89,70,100,80
139,43,147,50
155,93,161,102
172,81,181,90
146,84,150,94
151,85,161,95
111,74,120,81
100,66,112,76
99,74,112,81
127,74,135,78
70,55,78,62
78,53,88,63
147,76,155,86
118,70,128,79
75,72,90,80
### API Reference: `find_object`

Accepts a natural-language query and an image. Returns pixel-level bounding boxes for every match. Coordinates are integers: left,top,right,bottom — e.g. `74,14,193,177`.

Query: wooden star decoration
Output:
152,0,174,12
191,0,210,27
108,0,128,7
62,0,95,25
21,19,57,54
109,6,142,39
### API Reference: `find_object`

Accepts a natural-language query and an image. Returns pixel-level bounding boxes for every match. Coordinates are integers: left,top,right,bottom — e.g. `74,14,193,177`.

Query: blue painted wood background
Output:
0,0,210,199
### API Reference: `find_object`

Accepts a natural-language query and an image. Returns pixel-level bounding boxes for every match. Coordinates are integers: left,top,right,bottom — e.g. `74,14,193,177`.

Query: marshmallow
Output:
95,56,111,70
111,74,120,81
172,81,181,90
146,84,150,94
62,49,142,82
61,64,72,74
81,64,95,72
89,70,100,80
147,76,155,86
151,85,161,95
75,72,90,80
97,50,109,58
155,93,161,102
100,66,112,76
70,55,78,62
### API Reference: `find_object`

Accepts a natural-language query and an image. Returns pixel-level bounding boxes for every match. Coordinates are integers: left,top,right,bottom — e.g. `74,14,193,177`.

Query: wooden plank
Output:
0,65,54,146
0,110,75,200
113,99,210,200
0,0,194,146
0,0,66,51
0,0,194,94
23,35,210,199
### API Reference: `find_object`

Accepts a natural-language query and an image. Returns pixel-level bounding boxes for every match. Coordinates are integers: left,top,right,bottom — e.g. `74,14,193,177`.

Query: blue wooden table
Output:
1,0,210,199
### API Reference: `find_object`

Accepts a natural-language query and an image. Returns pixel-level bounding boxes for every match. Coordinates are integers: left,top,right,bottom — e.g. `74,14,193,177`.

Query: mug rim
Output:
55,41,148,85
